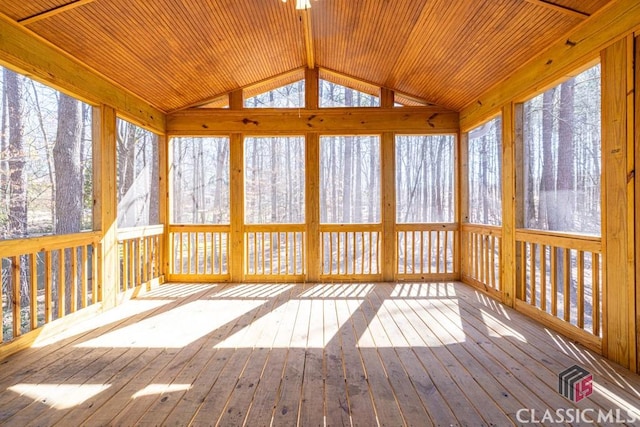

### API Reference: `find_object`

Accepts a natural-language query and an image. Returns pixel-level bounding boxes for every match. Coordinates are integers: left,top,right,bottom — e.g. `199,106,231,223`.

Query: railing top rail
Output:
117,224,165,241
244,224,306,232
0,231,101,258
461,223,502,234
319,223,383,232
396,222,458,231
515,228,601,252
168,224,230,232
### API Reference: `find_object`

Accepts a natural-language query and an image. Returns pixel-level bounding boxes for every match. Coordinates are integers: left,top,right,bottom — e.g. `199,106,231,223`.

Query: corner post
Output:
501,103,518,308
93,105,118,308
601,35,636,370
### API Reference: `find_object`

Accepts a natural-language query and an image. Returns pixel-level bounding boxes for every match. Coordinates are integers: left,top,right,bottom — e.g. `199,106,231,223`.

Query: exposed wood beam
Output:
305,67,319,109
300,9,315,69
460,0,640,130
523,0,589,19
19,0,97,26
167,107,459,135
380,88,395,108
0,12,165,132
229,89,244,110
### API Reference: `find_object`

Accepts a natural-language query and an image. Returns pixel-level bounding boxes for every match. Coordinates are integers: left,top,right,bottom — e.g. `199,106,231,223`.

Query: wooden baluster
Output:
30,253,38,330
550,246,558,316
518,241,525,300
81,245,88,308
540,244,546,312
11,256,20,337
92,243,99,304
529,243,536,306
563,248,570,322
0,262,3,341
593,253,600,336
577,250,584,329
58,249,65,319
70,247,77,313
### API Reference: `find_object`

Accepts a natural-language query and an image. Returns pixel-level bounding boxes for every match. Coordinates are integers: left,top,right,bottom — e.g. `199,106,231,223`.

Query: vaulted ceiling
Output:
0,0,614,113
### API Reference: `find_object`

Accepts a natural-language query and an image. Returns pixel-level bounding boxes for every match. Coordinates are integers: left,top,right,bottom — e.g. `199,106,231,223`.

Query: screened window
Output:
319,80,380,108
396,135,455,223
171,137,230,224
523,64,601,235
0,67,93,238
321,136,380,223
244,137,305,224
467,117,502,225
116,119,159,228
244,80,305,108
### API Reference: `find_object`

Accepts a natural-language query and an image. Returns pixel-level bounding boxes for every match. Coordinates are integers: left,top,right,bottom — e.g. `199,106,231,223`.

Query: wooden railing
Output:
169,225,230,281
320,224,381,280
117,225,165,291
396,223,457,279
515,229,602,351
461,224,501,296
0,232,101,344
244,224,305,280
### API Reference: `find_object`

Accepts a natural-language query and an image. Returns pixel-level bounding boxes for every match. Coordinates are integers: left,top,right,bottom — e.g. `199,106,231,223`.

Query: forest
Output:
0,66,158,339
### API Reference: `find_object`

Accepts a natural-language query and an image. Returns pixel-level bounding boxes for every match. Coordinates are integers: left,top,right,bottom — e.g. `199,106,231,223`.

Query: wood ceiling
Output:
0,0,614,113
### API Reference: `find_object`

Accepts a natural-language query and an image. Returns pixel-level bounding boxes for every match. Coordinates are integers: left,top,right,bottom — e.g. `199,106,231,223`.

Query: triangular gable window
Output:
244,80,305,108
319,79,380,107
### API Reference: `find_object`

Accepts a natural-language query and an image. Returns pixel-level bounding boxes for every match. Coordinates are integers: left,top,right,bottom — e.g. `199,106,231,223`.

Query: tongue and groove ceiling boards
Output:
1,0,613,113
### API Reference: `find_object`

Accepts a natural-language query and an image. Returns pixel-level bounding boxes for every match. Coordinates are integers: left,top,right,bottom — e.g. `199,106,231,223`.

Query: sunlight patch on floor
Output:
76,299,266,348
132,383,192,399
8,384,111,410
32,299,173,348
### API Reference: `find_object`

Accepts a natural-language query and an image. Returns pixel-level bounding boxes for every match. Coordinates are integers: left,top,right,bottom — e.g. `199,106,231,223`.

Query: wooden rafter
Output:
523,0,590,19
18,0,96,25
300,9,315,69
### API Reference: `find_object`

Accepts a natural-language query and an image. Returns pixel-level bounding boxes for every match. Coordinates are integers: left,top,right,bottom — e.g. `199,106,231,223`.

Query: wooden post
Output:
229,133,244,282
501,103,518,307
453,130,461,276
381,131,395,281
93,105,119,308
306,133,320,281
229,89,243,110
305,68,319,110
635,34,640,373
380,88,394,108
459,131,469,278
158,134,169,283
601,36,635,370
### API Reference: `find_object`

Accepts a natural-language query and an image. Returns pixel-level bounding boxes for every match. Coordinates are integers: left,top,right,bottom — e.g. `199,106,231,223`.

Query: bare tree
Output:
4,69,27,239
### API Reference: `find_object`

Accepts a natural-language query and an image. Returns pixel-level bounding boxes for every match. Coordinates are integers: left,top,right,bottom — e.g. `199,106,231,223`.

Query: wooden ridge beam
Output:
460,0,640,130
523,0,589,20
0,12,165,132
300,9,315,69
19,0,97,26
167,107,459,135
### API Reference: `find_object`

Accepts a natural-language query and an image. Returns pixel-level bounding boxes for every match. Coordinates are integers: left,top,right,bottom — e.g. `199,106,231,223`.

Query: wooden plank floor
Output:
0,282,639,426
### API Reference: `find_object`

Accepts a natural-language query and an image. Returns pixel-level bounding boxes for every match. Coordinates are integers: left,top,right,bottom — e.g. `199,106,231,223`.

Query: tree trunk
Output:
149,134,159,224
540,88,556,230
5,69,27,239
54,93,82,315
354,138,362,223
270,138,278,222
556,79,575,231
53,94,83,228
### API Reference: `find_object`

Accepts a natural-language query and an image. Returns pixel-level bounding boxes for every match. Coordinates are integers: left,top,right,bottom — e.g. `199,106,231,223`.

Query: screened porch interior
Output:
0,0,640,425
